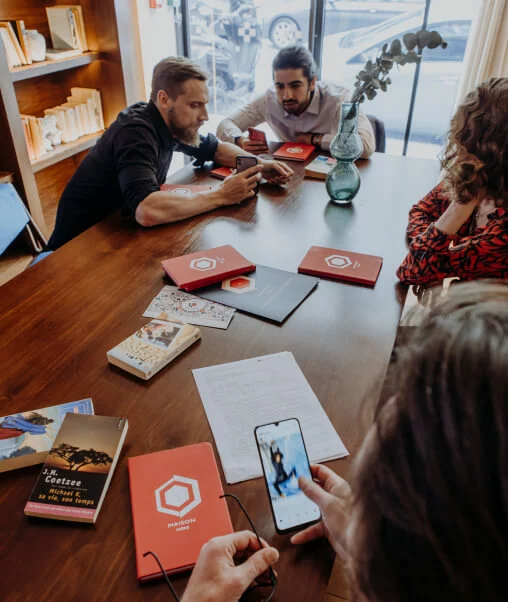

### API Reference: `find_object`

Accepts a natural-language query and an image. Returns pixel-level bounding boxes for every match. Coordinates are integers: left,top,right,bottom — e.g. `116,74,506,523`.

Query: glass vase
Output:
325,102,363,204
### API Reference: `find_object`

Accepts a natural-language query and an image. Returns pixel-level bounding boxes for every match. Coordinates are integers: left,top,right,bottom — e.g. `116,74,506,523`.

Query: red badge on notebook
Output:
273,142,315,162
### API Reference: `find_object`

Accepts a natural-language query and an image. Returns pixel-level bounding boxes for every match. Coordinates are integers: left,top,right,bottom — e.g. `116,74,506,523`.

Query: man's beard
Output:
167,111,201,146
282,100,304,115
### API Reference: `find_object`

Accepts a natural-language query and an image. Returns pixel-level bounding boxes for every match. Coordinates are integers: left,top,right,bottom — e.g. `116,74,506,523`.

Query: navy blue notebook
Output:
194,265,318,323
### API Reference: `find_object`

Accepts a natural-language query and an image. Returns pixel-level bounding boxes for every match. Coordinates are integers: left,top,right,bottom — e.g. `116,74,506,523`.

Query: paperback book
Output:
273,142,315,162
128,443,233,581
210,166,234,180
107,319,201,380
298,246,383,286
195,265,318,323
304,155,337,180
143,285,235,329
0,398,94,472
24,413,128,523
161,244,255,292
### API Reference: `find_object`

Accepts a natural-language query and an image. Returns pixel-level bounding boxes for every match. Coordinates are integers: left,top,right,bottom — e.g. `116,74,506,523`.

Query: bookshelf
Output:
0,1,131,239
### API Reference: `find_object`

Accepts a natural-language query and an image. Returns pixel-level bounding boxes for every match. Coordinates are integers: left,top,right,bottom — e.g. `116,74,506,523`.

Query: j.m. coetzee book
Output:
24,413,128,523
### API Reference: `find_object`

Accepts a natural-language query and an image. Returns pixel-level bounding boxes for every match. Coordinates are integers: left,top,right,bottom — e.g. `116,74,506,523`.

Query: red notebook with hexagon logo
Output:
161,245,255,291
273,142,315,162
298,246,383,286
128,443,233,581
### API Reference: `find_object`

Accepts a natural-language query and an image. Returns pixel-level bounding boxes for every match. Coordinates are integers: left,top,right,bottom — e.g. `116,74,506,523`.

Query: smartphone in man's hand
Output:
236,155,259,195
248,127,268,148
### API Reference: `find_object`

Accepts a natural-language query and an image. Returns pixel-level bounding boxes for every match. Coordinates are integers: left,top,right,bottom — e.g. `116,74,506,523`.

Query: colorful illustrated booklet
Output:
25,413,128,523
143,285,235,329
107,319,201,380
0,398,94,472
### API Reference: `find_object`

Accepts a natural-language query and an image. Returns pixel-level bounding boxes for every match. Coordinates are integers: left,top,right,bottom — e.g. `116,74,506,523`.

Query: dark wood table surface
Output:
0,152,439,602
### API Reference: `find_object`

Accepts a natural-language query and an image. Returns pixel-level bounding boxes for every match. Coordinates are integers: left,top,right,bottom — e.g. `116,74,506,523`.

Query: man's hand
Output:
236,136,269,155
221,164,262,204
181,531,279,602
290,464,351,559
296,133,314,145
259,159,294,185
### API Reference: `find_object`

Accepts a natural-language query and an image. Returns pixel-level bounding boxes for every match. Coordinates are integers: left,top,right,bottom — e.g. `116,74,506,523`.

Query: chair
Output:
0,183,48,258
367,114,386,153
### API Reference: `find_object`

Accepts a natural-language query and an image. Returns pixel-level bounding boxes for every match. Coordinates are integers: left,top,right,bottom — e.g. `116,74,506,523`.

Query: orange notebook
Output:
210,166,234,180
161,244,255,292
128,443,233,581
298,245,383,286
273,142,315,162
161,184,212,193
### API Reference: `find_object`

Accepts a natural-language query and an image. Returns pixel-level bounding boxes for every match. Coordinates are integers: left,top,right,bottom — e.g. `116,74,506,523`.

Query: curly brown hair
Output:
441,77,508,205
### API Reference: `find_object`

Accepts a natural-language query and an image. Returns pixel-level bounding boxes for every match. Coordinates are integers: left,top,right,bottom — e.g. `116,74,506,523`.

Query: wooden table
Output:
0,153,439,601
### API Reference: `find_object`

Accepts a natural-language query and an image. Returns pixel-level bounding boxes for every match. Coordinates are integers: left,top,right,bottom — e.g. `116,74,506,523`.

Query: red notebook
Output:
298,245,383,286
273,142,315,162
210,167,234,180
128,443,233,581
162,244,255,292
161,184,212,193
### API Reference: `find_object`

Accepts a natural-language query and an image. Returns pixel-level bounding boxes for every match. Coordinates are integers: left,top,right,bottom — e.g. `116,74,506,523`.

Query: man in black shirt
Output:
48,57,293,249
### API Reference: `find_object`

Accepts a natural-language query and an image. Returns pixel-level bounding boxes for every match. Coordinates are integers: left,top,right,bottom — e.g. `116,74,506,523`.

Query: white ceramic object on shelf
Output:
24,30,46,62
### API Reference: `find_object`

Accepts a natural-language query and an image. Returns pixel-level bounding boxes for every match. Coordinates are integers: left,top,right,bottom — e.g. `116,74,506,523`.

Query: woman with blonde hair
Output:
397,78,508,284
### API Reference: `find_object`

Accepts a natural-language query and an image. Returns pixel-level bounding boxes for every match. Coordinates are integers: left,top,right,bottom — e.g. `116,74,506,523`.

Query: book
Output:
0,22,27,66
128,443,233,580
298,245,383,286
143,285,235,329
24,413,128,523
161,244,255,292
195,265,319,323
107,319,201,380
273,142,315,162
210,166,234,180
0,399,94,472
46,48,83,60
304,155,337,180
161,184,212,193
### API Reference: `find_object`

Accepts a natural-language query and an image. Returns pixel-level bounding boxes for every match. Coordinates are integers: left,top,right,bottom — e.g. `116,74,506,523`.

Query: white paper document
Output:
192,351,348,484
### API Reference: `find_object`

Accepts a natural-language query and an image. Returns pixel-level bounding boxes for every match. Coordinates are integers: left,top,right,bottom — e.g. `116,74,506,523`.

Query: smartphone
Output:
248,127,268,147
236,155,259,194
254,418,321,534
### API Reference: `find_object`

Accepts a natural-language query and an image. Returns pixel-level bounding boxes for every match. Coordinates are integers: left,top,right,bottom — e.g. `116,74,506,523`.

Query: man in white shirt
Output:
216,45,375,158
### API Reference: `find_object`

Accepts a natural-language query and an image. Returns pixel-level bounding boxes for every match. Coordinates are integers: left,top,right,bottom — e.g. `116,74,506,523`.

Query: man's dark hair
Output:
150,56,208,103
272,45,317,82
351,281,508,602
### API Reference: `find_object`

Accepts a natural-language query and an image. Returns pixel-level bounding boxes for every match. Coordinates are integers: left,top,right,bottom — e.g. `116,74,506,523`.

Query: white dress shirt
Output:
216,81,375,158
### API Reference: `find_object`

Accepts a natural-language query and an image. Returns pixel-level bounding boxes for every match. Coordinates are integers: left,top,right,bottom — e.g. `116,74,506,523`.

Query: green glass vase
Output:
325,102,362,204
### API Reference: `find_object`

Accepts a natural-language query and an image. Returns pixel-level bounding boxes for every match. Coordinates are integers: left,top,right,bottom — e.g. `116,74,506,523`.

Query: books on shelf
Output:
46,5,88,52
0,20,30,69
161,245,255,292
304,155,337,180
273,142,315,162
45,48,83,60
107,319,201,380
20,87,103,160
0,398,94,472
298,245,383,286
128,443,233,580
24,413,128,523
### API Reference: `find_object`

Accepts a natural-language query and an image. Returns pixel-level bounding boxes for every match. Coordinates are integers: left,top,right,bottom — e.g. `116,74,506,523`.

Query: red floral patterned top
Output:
397,184,508,285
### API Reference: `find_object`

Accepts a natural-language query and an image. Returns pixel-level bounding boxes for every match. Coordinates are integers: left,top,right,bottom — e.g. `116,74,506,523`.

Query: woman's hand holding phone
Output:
291,464,352,559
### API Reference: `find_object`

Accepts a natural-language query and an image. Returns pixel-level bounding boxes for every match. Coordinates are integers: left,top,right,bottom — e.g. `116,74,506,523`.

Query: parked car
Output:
258,0,424,48
321,9,473,142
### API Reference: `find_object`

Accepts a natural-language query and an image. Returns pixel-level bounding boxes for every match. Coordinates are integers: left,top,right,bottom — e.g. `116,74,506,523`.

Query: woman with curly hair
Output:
397,78,508,284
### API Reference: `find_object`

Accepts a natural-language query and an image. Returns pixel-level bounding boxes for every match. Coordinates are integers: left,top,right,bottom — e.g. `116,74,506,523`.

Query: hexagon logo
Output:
286,146,303,154
171,187,192,194
325,254,352,269
155,475,201,518
222,275,256,294
190,257,217,271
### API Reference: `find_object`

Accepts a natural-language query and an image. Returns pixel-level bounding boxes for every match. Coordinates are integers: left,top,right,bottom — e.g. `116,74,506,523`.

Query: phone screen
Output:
255,418,321,533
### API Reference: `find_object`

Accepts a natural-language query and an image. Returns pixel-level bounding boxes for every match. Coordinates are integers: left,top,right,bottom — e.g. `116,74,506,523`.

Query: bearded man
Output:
216,45,374,157
48,57,293,250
